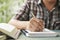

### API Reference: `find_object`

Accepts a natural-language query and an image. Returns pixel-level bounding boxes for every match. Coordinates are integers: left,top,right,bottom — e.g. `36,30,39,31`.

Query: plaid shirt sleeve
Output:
14,0,31,21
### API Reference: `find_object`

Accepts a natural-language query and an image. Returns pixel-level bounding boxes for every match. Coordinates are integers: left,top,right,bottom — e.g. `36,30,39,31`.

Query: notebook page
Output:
0,23,15,32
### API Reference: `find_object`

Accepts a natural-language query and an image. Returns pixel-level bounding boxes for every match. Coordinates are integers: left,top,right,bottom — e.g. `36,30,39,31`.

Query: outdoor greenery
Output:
0,0,25,23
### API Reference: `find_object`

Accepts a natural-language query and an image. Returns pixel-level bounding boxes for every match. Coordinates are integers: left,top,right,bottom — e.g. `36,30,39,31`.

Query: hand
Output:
28,17,44,32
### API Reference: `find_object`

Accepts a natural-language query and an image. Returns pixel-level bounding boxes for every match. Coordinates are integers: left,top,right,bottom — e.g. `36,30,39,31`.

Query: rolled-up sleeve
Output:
14,0,30,21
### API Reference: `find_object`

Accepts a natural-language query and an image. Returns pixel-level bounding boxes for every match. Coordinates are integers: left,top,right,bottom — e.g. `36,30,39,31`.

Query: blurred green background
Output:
0,0,25,23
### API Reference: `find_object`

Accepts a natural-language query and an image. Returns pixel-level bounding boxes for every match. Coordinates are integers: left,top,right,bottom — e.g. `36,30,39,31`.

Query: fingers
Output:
29,23,41,32
29,23,37,32
30,17,44,29
29,22,43,32
29,17,44,32
30,19,39,28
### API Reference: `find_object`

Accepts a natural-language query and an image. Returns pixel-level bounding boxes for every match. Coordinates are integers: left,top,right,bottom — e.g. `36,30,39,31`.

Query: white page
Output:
0,23,15,32
25,28,57,37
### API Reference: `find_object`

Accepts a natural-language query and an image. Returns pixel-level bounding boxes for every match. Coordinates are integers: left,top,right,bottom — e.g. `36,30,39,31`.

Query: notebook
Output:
21,28,57,37
0,23,21,39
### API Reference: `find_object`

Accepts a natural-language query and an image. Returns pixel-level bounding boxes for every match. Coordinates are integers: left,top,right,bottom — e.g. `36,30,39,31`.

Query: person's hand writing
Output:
28,17,44,32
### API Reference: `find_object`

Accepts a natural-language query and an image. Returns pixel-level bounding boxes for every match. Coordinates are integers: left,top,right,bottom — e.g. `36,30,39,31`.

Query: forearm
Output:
8,19,29,30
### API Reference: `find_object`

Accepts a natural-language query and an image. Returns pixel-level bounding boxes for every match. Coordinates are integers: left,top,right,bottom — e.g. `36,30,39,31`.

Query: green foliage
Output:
0,0,13,23
0,0,25,23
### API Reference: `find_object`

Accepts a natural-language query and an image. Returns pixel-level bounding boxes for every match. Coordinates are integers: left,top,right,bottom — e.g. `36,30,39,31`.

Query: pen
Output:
21,29,28,36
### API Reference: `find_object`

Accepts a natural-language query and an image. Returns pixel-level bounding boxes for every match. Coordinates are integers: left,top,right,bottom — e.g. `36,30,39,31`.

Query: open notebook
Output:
0,23,21,39
21,28,57,37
